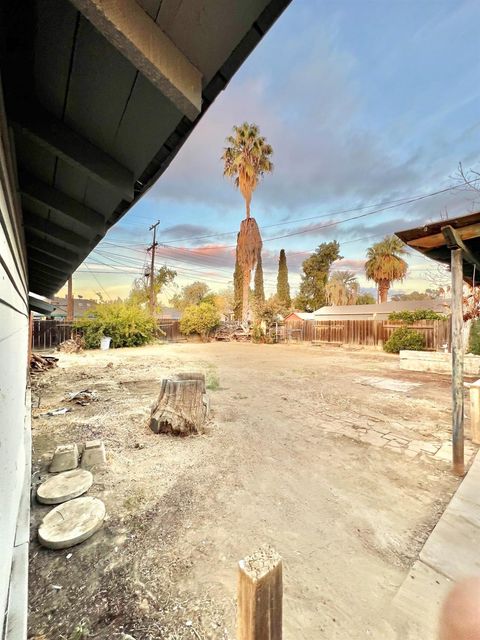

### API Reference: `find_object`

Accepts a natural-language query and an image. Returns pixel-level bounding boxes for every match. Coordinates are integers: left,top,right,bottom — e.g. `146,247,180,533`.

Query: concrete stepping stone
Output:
49,443,79,472
38,497,106,549
81,440,106,468
36,469,93,505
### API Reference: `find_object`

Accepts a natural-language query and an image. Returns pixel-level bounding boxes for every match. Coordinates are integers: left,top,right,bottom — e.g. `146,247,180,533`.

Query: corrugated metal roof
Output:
0,0,291,296
314,299,451,320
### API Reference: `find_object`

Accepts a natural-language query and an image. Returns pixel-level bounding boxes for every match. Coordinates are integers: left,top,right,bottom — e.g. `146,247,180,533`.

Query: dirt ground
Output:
28,342,472,640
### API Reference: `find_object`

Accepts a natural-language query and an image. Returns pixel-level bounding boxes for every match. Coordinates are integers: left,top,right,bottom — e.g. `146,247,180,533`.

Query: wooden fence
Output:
32,320,74,350
306,318,451,350
157,318,182,341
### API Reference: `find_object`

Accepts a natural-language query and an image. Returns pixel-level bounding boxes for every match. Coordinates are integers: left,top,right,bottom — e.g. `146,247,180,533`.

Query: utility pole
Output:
148,220,160,314
67,275,74,321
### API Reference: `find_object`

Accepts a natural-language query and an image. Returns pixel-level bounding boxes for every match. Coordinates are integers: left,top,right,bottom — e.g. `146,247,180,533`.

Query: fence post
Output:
237,546,282,640
470,384,480,445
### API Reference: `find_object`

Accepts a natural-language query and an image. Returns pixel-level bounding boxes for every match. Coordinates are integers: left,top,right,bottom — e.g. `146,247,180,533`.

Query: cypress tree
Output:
233,249,243,321
254,253,265,305
276,249,291,307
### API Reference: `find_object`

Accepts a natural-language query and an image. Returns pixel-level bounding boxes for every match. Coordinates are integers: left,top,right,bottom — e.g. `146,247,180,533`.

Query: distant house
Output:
284,311,315,322
159,307,182,320
284,311,316,342
313,299,450,321
49,296,98,319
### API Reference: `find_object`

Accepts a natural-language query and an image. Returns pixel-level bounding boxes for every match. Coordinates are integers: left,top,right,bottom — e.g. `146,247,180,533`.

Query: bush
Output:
384,326,426,353
388,309,446,323
179,302,220,340
75,302,156,349
469,320,480,355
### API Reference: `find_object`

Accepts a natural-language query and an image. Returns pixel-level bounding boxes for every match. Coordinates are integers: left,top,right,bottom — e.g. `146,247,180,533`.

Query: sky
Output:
65,0,480,304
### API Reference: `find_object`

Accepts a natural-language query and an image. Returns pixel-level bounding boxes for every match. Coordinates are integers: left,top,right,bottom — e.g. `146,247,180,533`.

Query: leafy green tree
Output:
325,270,358,305
128,266,176,312
276,249,291,307
295,241,342,311
365,236,408,303
169,281,210,311
356,292,376,305
180,302,220,340
254,253,265,306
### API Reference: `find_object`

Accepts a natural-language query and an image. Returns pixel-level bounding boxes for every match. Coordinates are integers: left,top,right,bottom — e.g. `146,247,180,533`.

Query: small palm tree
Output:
365,236,408,303
222,122,273,219
222,123,273,322
326,271,359,305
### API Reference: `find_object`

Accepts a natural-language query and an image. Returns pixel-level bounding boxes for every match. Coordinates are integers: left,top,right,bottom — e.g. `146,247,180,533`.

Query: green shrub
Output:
251,323,266,343
75,302,156,349
388,309,446,323
469,320,480,355
179,302,220,340
384,326,426,353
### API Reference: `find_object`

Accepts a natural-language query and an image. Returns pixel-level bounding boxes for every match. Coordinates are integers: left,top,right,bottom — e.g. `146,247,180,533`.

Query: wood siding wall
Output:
0,92,30,638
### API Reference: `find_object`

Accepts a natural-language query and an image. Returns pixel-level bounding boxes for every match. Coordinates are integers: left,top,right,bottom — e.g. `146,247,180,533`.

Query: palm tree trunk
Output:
245,196,251,219
379,280,389,303
242,267,250,323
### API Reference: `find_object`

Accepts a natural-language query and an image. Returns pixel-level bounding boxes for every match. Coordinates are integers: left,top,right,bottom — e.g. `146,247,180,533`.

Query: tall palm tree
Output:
325,271,359,305
222,123,273,321
365,236,408,303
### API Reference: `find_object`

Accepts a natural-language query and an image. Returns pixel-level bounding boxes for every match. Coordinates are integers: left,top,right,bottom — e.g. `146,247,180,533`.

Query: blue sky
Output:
69,0,480,303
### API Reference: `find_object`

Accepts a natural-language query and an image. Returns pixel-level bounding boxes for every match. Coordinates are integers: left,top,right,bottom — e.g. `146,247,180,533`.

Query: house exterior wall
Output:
0,83,30,639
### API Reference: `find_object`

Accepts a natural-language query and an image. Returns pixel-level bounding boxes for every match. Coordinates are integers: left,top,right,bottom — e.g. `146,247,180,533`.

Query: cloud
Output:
161,223,215,240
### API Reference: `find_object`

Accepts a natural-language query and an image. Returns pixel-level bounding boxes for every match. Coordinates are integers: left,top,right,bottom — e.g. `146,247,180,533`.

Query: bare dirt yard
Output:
28,343,477,640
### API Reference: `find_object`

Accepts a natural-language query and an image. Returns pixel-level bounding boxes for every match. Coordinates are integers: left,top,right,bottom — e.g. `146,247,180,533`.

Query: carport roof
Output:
1,0,291,297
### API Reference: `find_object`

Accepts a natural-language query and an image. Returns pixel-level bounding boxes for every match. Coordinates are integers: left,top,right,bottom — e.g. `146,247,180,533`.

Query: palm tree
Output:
365,236,408,303
325,271,359,305
222,123,273,321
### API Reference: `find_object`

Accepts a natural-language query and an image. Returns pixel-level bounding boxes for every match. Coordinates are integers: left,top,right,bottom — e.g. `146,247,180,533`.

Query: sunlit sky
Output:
63,0,480,304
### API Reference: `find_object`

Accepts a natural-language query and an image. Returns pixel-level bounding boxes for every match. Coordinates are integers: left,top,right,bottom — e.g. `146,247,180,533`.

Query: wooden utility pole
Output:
450,247,465,476
237,546,282,640
148,220,160,314
66,275,74,321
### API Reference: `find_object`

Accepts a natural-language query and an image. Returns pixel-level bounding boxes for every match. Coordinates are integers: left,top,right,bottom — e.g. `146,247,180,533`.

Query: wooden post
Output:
237,546,282,640
451,247,465,476
469,383,480,445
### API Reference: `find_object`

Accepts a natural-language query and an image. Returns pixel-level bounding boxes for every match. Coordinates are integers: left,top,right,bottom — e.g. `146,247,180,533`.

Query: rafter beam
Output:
28,248,75,274
28,258,69,280
23,212,91,250
442,225,480,272
408,222,480,250
69,0,202,121
25,232,81,264
11,106,134,201
19,171,105,231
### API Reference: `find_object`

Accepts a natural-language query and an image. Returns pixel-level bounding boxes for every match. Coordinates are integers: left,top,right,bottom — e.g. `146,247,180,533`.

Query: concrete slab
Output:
38,497,106,550
355,376,421,393
4,543,28,640
390,560,452,640
49,443,79,472
81,440,106,468
36,469,93,505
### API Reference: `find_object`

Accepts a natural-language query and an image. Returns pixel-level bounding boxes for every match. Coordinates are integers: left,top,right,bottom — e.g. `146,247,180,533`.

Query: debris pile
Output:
214,322,251,342
30,353,58,372
66,389,98,405
57,335,85,353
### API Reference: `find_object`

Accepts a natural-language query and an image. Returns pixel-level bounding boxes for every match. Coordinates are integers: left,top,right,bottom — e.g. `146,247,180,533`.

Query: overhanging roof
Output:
396,211,480,284
0,0,291,297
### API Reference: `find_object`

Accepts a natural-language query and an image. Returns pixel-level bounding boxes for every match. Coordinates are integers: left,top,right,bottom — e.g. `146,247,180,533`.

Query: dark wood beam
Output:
24,232,81,264
11,106,134,201
19,171,106,231
442,225,480,272
23,213,91,250
28,249,73,275
409,222,480,250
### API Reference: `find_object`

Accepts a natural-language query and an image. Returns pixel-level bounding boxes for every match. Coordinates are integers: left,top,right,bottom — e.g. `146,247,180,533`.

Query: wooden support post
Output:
237,546,282,640
451,247,465,476
469,384,480,445
67,276,74,322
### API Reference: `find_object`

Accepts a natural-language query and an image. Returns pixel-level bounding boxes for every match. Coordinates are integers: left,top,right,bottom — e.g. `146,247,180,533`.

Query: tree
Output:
233,252,243,321
128,266,176,312
169,281,210,311
179,302,220,340
295,241,342,311
254,253,265,306
222,123,273,322
365,236,408,303
356,292,376,305
325,271,359,305
276,249,291,307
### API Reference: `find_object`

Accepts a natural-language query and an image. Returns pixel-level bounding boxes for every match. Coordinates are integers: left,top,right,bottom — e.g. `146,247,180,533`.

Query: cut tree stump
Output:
150,372,208,436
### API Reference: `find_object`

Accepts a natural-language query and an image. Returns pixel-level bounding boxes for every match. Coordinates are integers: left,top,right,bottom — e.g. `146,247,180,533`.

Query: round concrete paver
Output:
38,497,106,549
36,469,93,505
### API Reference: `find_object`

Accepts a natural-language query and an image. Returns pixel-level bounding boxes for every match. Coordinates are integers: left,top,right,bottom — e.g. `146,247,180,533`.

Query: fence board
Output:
157,318,181,341
32,320,74,350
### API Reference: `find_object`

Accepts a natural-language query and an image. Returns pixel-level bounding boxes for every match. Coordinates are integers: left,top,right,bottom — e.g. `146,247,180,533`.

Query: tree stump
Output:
150,373,208,436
